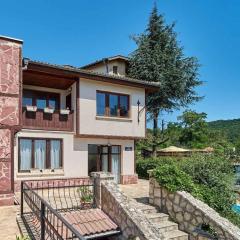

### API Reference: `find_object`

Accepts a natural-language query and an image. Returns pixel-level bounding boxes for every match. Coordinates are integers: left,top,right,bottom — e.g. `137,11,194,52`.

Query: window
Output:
23,96,32,107
88,144,99,174
113,66,118,74
109,94,118,116
36,97,47,109
23,90,60,110
19,138,62,172
96,92,106,116
96,91,129,118
119,95,129,117
101,146,109,172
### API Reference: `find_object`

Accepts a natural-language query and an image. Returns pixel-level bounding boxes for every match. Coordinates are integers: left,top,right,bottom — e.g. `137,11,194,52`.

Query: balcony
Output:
22,107,74,132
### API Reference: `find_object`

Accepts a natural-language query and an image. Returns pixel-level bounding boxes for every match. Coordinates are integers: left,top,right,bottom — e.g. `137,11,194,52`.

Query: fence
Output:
21,178,96,240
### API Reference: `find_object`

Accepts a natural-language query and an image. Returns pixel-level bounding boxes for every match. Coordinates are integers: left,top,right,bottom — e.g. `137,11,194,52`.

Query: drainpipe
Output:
22,58,30,70
103,58,109,74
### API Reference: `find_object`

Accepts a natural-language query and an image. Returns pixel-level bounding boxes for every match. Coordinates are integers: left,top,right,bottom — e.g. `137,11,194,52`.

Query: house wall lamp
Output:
137,100,146,124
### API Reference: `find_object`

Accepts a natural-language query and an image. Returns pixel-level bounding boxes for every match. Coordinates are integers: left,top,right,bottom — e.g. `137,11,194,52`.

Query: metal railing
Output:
21,178,96,240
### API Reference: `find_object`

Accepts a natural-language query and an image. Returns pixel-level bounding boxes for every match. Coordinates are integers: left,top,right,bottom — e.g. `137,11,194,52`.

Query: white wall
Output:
14,130,134,180
79,78,145,138
14,130,87,180
87,60,127,76
74,138,135,176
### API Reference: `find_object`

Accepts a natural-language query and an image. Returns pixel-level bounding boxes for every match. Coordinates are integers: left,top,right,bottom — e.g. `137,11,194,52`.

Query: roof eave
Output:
81,55,129,69
24,59,160,91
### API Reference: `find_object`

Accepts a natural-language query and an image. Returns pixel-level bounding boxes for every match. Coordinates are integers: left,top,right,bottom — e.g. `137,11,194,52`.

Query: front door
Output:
88,145,121,183
110,146,121,183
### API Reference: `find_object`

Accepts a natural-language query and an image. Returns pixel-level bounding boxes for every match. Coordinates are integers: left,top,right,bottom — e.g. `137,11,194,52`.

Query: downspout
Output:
22,58,30,70
103,58,109,74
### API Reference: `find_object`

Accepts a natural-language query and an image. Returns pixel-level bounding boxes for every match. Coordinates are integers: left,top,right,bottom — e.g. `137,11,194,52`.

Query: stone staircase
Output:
138,203,188,240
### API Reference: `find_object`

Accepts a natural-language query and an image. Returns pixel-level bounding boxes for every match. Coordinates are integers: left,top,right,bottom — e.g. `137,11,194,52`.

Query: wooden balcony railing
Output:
22,108,74,132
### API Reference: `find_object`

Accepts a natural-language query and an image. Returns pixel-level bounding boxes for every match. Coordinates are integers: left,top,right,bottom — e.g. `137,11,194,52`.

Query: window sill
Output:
17,169,64,178
96,116,132,122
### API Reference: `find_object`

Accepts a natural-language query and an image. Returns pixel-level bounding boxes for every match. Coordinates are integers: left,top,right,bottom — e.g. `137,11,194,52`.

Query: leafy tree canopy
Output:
128,4,202,115
136,110,234,153
128,3,202,155
178,110,209,148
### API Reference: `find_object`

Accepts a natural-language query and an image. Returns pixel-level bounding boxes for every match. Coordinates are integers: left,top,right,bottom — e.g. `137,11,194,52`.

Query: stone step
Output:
153,220,178,233
163,229,188,240
145,212,169,223
139,204,159,214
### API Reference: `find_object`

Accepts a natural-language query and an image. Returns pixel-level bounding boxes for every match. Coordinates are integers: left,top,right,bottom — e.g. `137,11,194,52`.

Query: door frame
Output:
88,144,121,180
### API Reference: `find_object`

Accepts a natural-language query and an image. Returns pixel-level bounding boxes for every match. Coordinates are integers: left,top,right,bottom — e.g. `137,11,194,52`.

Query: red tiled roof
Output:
61,208,118,237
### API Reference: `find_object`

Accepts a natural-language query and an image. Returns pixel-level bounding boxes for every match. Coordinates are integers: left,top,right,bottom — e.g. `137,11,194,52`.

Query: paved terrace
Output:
119,179,149,203
0,205,20,240
0,179,149,240
20,178,121,239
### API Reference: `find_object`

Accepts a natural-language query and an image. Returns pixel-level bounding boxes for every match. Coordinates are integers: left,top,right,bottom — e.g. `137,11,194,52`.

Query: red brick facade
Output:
0,36,22,205
121,174,138,184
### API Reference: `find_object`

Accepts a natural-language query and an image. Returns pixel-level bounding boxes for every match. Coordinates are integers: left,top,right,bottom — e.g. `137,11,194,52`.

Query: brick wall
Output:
0,36,22,205
121,174,138,184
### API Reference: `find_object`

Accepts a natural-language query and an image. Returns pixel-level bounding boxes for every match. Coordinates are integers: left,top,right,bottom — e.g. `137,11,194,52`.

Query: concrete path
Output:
0,205,20,240
119,179,149,203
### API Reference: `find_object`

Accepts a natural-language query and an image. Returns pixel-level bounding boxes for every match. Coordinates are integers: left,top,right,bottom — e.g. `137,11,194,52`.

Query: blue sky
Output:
1,0,239,124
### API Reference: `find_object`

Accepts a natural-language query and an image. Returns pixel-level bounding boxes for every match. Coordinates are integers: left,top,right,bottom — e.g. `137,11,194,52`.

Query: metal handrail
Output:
21,181,87,240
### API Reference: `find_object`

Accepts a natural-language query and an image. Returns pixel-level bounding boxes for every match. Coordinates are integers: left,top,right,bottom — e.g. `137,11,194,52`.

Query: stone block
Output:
0,129,11,159
0,161,11,192
0,96,19,126
0,39,21,95
0,193,14,206
149,198,154,204
173,194,180,205
186,203,195,213
153,197,161,206
184,212,192,221
153,187,161,198
176,212,184,222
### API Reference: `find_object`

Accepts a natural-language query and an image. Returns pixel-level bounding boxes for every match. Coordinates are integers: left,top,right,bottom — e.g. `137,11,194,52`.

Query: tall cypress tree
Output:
129,4,202,156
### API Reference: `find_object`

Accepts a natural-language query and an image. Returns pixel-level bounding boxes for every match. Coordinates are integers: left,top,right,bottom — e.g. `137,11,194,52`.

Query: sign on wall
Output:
125,147,133,151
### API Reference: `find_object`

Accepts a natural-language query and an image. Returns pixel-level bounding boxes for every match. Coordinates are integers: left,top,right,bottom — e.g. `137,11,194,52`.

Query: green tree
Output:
178,110,209,148
164,122,182,147
128,4,202,156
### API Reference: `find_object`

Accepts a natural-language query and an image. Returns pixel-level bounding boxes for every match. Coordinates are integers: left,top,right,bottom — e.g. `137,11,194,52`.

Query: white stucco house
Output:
0,36,159,205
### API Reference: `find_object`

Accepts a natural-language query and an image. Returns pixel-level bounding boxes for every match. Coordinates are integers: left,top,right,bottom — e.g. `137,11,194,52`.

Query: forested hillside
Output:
208,119,240,144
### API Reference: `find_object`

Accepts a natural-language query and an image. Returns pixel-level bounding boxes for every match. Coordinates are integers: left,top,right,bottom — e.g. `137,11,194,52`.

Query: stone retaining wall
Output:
92,172,163,240
149,176,240,240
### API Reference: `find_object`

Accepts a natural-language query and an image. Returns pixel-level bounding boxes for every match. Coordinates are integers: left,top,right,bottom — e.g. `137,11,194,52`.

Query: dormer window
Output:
113,65,118,75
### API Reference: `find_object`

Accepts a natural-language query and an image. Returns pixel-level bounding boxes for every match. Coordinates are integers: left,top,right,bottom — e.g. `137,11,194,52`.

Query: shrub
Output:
136,158,162,179
153,163,202,198
140,153,240,227
136,157,178,179
179,154,234,187
179,154,237,213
